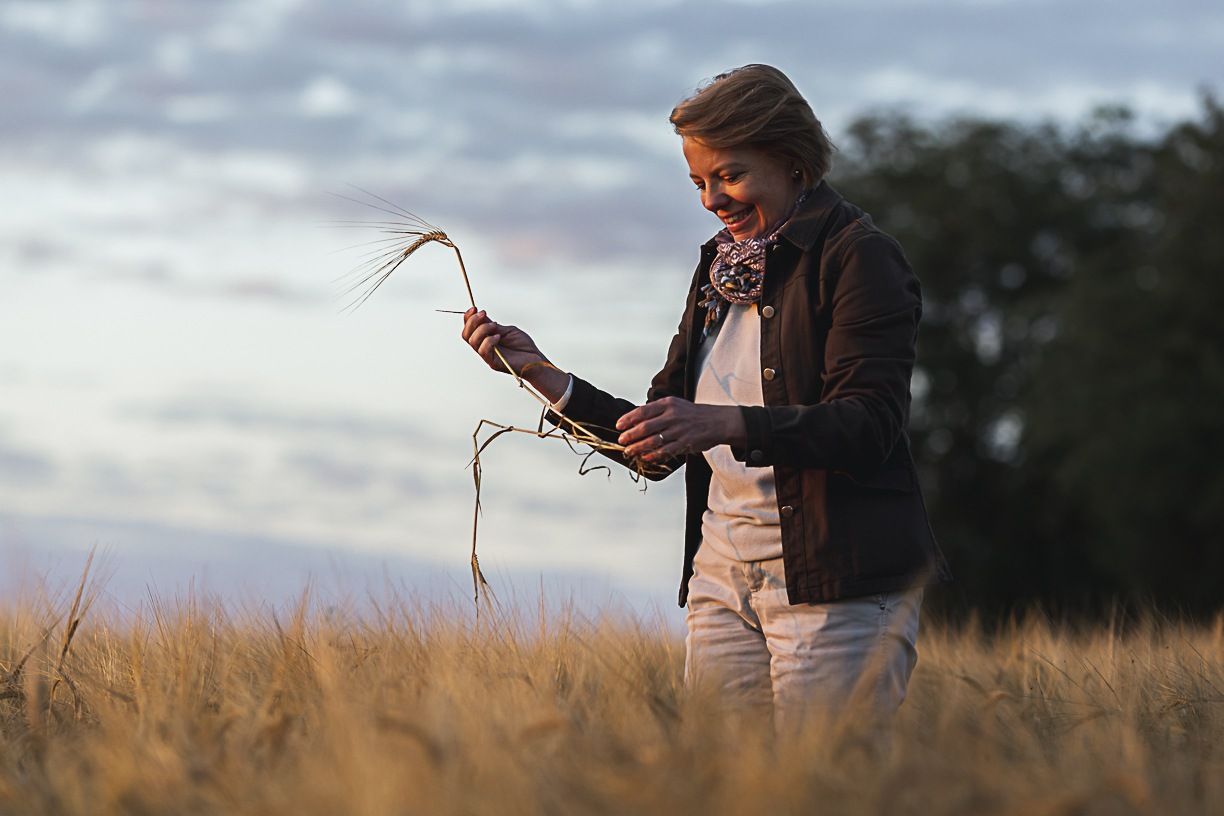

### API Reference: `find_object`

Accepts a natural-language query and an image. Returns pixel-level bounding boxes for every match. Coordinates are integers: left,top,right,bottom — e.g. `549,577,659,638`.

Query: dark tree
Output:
830,96,1224,619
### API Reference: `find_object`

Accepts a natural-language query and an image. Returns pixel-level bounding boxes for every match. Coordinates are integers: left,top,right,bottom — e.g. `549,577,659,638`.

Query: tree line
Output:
830,95,1224,620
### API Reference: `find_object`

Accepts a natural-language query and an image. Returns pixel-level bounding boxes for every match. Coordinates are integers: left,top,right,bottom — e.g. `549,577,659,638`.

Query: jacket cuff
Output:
549,375,575,412
730,405,772,467
542,376,602,435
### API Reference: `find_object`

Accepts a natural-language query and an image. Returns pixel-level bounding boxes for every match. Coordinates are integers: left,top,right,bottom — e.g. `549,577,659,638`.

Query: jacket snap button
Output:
750,449,764,463
761,305,775,319
780,505,794,519
762,367,776,381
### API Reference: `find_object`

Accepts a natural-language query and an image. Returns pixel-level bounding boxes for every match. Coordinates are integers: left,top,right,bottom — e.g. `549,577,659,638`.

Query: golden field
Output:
1,576,1222,815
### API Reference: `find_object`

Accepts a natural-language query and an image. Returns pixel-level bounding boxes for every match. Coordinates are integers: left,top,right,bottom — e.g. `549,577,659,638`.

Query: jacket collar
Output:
779,179,843,251
700,179,843,253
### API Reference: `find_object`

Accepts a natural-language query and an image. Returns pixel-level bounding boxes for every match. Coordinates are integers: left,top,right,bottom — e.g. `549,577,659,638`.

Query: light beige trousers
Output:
684,542,923,733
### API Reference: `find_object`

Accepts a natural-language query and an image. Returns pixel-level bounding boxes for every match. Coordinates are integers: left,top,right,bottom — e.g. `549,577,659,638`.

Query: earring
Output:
792,169,802,179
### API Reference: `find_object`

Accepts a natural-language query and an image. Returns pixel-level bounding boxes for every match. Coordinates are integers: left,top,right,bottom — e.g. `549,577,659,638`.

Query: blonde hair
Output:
669,64,834,186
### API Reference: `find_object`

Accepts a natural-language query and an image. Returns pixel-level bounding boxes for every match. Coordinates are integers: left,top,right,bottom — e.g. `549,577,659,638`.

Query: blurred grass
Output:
1,574,1222,815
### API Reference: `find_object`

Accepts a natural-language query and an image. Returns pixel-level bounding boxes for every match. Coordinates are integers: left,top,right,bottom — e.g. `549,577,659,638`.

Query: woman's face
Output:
683,138,801,241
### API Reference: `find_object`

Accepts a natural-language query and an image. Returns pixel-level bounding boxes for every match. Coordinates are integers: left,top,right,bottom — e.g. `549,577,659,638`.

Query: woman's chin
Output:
725,219,759,240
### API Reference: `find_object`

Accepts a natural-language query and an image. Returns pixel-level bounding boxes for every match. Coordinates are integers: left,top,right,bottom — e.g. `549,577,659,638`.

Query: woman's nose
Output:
703,187,729,212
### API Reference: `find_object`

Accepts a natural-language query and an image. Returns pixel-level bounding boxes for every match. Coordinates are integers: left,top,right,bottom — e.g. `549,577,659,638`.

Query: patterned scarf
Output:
698,189,811,339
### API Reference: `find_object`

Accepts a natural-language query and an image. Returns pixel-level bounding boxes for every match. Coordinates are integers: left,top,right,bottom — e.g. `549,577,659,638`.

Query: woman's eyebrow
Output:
691,163,746,179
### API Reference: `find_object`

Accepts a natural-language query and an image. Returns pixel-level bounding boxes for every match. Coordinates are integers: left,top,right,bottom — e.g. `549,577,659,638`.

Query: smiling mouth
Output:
722,209,752,228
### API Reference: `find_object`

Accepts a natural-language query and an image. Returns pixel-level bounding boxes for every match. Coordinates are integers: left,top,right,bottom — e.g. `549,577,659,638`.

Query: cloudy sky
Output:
1,0,1219,618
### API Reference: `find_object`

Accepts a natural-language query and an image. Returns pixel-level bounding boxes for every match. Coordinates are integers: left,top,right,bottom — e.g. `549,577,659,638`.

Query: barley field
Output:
1,574,1222,816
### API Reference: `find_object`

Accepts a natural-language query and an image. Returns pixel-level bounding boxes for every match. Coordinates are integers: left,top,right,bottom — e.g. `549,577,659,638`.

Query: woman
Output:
461,64,951,730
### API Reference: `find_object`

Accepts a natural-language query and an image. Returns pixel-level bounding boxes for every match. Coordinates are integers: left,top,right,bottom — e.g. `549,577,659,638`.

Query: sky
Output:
1,0,1220,620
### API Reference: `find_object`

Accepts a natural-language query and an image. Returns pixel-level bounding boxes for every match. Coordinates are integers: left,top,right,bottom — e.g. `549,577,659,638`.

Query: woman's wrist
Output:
722,405,748,447
521,360,570,404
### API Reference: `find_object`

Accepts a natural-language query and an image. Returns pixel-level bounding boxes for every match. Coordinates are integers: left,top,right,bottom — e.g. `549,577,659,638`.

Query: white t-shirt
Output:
694,303,783,562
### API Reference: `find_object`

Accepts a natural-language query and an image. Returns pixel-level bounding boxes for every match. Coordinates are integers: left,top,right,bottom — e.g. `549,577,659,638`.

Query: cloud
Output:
282,449,376,491
209,277,319,303
7,1,1218,154
278,448,456,502
165,93,238,124
0,509,467,606
2,0,1218,276
0,509,674,615
0,443,57,484
299,75,358,118
137,395,440,447
11,236,76,268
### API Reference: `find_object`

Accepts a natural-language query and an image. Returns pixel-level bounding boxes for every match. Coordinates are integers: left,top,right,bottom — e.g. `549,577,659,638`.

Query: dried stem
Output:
332,189,668,608
50,548,95,710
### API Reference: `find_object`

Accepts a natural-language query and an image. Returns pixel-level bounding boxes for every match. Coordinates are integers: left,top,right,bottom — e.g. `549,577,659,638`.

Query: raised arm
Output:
460,307,570,402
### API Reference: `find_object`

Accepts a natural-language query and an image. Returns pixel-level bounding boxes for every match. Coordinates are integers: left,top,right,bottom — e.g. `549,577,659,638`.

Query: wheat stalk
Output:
331,188,666,607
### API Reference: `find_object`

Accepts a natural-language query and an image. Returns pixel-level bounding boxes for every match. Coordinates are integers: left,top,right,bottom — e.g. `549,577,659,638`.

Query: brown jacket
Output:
551,181,952,606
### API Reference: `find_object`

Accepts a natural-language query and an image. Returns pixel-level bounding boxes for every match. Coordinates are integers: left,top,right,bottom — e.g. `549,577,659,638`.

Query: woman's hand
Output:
615,397,747,461
461,307,546,373
460,307,569,402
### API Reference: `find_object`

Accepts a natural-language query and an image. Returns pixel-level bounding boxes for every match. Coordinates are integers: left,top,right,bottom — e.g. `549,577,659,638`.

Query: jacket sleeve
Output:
543,283,695,481
730,231,920,476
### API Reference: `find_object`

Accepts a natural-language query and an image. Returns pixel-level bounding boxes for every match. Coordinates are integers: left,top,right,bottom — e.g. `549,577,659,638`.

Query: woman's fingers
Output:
461,309,491,342
615,399,727,460
477,332,502,361
617,418,665,448
459,309,508,371
615,400,665,434
628,435,669,458
465,317,506,357
467,319,499,348
618,418,678,461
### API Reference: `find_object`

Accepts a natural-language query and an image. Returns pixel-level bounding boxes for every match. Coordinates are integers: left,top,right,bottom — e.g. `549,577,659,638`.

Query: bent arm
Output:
460,304,687,476
544,298,692,481
731,232,920,476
